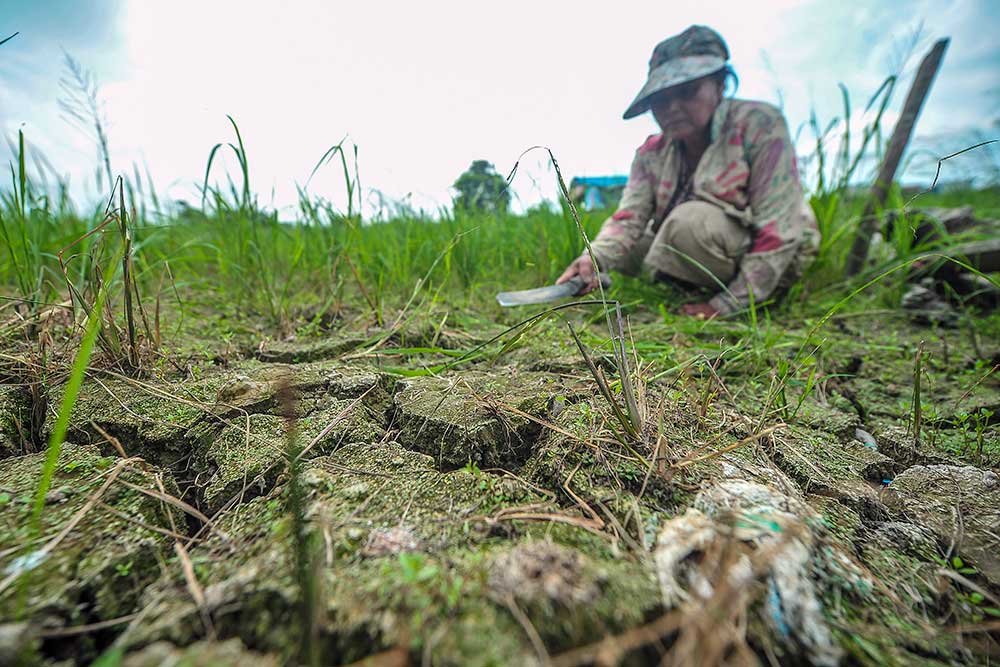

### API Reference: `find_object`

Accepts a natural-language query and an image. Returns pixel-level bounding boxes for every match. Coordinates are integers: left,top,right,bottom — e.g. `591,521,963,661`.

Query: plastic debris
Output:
854,428,878,451
655,480,845,667
3,550,47,577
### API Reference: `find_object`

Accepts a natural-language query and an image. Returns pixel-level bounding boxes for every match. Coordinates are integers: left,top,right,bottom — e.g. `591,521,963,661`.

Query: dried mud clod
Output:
253,334,369,364
362,525,422,558
869,424,954,468
211,360,392,418
52,375,224,465
392,370,558,470
0,384,34,459
0,622,40,666
770,424,897,518
196,395,385,514
884,464,1000,586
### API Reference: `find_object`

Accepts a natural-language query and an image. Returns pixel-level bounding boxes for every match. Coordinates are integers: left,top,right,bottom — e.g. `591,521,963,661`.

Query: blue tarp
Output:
570,175,628,210
571,176,628,188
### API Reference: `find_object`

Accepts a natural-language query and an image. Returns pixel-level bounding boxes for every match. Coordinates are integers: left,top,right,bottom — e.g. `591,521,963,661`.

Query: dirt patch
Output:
4,307,998,665
116,437,660,665
122,638,280,667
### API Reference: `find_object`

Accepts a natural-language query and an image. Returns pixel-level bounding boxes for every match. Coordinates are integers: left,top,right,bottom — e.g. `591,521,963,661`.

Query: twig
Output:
154,474,214,636
116,478,228,541
670,424,784,470
936,568,1000,608
904,140,999,210
39,613,139,638
295,385,375,461
911,341,924,444
474,504,607,537
504,594,552,667
96,501,191,541
945,619,1000,634
551,611,682,667
90,420,127,458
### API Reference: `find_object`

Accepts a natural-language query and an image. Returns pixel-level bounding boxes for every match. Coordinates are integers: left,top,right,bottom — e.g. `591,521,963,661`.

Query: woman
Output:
558,25,818,318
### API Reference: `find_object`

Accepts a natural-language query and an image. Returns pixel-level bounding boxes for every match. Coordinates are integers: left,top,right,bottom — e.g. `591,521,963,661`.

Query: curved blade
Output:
496,274,611,307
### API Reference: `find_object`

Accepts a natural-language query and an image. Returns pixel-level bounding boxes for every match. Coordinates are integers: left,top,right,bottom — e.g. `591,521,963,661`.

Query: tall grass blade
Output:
912,340,924,444
116,177,139,369
226,115,251,211
31,249,122,527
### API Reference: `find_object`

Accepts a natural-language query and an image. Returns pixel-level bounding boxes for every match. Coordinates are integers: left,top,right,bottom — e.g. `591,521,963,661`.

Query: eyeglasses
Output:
647,80,703,108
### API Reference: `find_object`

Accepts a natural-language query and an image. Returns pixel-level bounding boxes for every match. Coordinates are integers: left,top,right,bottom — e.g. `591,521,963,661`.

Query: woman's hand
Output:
556,255,600,295
680,302,719,319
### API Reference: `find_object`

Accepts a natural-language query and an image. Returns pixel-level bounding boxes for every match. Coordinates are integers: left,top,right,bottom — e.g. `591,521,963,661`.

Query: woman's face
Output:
649,76,722,142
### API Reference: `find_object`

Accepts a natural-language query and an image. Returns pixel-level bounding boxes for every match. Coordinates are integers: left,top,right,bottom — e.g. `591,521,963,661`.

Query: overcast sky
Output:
2,0,998,217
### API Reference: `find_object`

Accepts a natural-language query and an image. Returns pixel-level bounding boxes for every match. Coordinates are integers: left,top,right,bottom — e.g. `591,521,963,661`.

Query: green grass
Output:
3,119,996,343
0,87,998,415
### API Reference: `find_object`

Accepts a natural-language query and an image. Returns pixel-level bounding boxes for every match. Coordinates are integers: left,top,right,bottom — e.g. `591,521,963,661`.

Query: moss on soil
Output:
0,444,181,661
3,300,998,665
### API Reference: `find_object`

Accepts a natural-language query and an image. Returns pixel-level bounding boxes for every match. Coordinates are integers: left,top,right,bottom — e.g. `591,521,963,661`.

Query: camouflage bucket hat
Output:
623,25,729,120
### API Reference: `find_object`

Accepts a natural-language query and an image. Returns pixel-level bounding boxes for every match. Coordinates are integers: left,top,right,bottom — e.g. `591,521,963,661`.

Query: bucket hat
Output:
623,25,729,120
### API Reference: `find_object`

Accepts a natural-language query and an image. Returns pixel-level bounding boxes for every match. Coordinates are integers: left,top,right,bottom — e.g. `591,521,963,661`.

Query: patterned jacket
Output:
589,98,818,314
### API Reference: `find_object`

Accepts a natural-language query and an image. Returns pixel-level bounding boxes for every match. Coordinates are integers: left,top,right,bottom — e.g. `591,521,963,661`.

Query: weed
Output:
911,341,925,444
278,377,321,667
31,249,120,528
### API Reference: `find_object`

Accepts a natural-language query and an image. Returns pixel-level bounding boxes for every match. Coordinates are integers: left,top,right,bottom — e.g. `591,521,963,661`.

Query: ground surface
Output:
1,298,999,666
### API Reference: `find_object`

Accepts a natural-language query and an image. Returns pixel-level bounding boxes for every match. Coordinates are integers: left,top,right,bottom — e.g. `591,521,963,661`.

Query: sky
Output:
1,0,998,218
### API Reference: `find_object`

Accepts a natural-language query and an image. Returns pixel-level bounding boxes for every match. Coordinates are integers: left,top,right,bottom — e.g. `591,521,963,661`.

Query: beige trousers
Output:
621,201,752,287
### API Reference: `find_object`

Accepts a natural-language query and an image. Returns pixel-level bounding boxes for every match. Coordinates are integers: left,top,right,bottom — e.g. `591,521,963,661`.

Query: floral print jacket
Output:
589,98,818,314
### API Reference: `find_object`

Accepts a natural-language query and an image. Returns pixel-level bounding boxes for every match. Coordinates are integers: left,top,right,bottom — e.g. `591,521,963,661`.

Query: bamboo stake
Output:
844,38,949,277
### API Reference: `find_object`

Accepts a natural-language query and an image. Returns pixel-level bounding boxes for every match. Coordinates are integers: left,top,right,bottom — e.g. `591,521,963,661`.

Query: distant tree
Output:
452,160,509,214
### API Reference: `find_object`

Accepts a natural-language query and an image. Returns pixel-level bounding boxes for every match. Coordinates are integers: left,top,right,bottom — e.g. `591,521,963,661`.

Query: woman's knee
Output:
643,201,750,286
662,201,738,250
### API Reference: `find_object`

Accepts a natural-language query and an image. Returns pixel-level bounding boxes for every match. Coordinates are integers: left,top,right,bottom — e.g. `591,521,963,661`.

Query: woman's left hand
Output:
680,302,719,319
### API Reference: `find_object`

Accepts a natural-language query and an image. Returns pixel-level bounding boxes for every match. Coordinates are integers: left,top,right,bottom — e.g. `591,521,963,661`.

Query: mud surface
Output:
1,310,999,665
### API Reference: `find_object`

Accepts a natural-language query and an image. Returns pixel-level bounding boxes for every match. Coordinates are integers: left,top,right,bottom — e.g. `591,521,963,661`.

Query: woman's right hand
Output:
556,255,600,295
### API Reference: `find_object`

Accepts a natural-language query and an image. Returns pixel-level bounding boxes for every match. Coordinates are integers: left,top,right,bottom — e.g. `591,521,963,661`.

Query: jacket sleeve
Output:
709,109,810,315
588,141,658,271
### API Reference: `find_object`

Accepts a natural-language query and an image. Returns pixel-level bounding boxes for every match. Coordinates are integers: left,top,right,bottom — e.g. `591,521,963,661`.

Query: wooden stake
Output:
844,38,949,277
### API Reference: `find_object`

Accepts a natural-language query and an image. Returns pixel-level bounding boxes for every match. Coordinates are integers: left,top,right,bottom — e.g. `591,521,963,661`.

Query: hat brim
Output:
623,55,727,120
